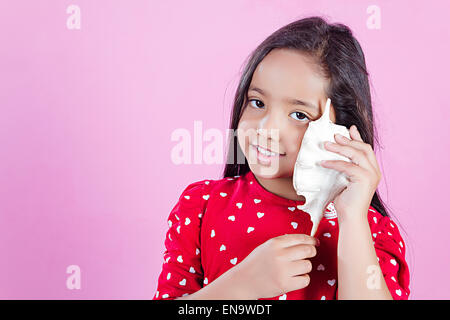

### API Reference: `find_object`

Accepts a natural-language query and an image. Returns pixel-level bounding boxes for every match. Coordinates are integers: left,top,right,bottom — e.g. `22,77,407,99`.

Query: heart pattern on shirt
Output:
158,176,408,301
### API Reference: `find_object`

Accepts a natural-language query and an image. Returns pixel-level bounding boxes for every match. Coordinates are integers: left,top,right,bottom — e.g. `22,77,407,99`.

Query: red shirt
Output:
153,170,410,300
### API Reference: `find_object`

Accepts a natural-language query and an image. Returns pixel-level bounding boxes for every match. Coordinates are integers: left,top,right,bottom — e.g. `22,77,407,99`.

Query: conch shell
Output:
293,98,351,236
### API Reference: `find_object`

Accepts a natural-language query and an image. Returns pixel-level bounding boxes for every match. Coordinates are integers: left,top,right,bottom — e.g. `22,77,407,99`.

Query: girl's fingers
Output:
320,159,367,183
283,244,317,261
350,125,363,142
333,126,380,172
288,259,313,277
324,141,373,171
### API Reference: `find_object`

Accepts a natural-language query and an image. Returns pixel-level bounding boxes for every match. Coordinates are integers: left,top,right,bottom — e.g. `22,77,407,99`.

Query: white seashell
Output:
293,98,351,236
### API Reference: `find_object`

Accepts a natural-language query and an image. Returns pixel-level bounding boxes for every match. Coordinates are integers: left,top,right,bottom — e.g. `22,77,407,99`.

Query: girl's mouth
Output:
250,144,285,165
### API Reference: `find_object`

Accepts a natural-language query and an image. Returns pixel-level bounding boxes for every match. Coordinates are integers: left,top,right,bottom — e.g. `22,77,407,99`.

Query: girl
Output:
153,16,410,300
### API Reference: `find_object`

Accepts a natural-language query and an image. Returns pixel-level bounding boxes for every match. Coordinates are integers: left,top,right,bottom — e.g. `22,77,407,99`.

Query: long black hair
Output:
222,16,392,218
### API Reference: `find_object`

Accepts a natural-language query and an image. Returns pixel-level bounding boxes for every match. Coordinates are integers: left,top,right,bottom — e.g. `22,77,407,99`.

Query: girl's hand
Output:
321,125,382,222
232,233,319,299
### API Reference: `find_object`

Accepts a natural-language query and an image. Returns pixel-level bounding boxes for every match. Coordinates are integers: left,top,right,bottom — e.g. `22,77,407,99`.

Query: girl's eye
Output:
248,99,264,109
289,111,310,122
248,99,310,122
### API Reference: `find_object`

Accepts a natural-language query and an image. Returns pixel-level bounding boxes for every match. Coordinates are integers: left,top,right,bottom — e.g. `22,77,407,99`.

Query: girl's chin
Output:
248,162,284,178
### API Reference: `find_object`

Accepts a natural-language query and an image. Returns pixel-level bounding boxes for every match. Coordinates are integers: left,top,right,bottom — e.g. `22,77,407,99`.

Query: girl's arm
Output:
175,266,256,300
337,211,392,300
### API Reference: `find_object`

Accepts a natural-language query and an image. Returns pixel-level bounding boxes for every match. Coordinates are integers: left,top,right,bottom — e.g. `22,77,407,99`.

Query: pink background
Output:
0,0,449,299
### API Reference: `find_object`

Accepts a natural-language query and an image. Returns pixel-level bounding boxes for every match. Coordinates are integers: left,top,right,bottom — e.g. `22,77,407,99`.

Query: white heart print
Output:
202,195,210,200
211,229,215,238
185,217,191,225
179,279,186,286
236,202,243,209
220,192,227,197
177,255,183,263
247,227,255,233
291,222,298,229
228,215,235,221
288,207,295,212
279,294,287,300
220,244,226,251
327,279,336,286
230,257,237,265
254,199,261,204
257,212,264,218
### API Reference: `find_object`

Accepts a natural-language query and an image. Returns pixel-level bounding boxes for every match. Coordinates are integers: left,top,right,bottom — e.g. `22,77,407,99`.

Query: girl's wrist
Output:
337,207,368,227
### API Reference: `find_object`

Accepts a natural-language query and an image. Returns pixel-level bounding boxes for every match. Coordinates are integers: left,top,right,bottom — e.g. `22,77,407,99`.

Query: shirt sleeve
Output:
368,208,411,300
152,180,209,300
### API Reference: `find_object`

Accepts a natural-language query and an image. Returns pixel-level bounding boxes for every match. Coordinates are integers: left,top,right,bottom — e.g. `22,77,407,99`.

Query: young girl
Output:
153,16,410,300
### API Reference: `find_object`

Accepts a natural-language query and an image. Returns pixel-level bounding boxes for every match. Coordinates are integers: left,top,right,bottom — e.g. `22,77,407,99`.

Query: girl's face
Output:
237,48,336,179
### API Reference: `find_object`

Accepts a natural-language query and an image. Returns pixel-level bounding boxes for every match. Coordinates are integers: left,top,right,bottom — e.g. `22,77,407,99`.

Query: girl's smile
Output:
250,143,286,166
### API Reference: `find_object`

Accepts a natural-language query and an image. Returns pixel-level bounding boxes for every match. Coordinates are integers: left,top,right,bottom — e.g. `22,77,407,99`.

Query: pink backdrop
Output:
1,0,449,299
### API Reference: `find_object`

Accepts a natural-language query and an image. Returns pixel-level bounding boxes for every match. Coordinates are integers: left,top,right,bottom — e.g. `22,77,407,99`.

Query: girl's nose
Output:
257,111,283,141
